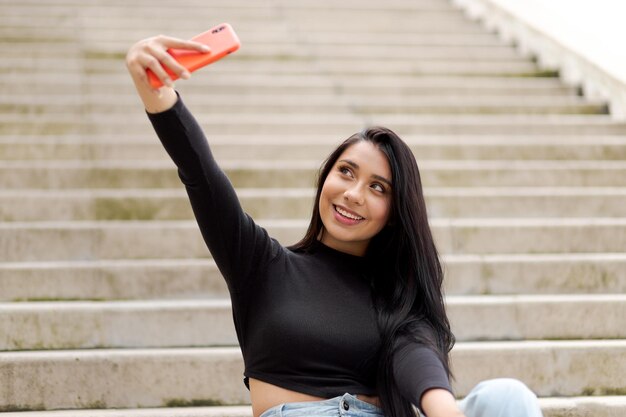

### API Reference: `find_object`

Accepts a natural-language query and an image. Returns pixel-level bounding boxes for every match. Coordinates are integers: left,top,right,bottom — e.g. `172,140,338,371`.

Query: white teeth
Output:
335,205,364,220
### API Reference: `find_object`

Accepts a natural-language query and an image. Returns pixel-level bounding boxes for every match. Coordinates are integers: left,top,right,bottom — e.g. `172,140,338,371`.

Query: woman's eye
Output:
339,166,352,176
371,183,385,192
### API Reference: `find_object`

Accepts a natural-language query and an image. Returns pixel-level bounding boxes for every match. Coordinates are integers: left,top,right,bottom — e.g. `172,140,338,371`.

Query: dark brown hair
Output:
291,126,454,417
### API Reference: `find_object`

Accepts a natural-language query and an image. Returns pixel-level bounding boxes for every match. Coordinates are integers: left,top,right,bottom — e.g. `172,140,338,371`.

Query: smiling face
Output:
319,140,393,256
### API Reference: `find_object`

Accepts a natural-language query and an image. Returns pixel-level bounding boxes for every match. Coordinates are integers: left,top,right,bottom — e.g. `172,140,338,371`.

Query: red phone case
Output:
148,23,241,88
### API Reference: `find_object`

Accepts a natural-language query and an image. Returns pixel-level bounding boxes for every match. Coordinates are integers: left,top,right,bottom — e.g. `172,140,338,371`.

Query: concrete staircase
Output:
1,0,625,416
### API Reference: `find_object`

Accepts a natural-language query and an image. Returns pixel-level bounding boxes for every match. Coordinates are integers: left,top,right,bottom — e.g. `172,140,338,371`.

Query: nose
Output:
344,185,364,205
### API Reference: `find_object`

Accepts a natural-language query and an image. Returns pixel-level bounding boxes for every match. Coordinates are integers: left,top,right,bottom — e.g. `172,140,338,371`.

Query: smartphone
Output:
147,23,241,88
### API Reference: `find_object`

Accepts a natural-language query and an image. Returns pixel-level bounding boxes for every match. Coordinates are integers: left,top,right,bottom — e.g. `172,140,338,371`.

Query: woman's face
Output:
319,141,393,256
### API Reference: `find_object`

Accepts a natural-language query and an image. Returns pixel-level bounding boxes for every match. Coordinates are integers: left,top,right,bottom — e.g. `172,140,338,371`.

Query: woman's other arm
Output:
392,336,466,417
421,389,466,417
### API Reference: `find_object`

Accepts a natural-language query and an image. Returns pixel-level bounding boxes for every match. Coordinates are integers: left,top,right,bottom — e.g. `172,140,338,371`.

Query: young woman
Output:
126,35,544,417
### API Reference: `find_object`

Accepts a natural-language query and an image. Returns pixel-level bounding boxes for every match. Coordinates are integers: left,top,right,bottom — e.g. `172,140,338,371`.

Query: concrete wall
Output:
452,0,626,119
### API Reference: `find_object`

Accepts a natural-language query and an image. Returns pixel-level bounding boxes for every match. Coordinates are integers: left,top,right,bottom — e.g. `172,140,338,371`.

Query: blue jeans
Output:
457,379,544,417
259,379,543,417
259,392,381,417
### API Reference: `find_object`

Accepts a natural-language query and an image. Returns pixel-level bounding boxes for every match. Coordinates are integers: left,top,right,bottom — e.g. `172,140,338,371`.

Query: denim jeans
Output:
259,378,543,417
457,378,544,417
258,392,381,417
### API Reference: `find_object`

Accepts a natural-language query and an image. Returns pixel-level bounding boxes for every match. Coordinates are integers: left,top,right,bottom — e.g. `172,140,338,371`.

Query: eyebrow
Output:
339,159,392,187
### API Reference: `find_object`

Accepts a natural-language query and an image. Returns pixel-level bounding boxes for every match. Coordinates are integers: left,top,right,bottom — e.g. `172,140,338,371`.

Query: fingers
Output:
144,44,179,87
147,43,195,82
126,34,211,91
157,35,211,54
154,36,211,81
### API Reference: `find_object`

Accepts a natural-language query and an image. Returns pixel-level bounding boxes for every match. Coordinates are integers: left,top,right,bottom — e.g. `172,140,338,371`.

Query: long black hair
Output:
290,126,455,417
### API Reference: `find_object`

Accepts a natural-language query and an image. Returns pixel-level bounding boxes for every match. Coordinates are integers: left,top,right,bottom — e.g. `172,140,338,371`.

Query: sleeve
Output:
392,335,454,413
146,93,281,294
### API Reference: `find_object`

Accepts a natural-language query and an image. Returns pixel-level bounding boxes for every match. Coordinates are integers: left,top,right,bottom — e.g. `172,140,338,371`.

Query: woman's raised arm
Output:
124,35,281,294
125,35,210,113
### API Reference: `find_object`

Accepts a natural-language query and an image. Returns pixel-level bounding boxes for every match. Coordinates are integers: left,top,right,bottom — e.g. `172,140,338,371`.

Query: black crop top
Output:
147,93,453,410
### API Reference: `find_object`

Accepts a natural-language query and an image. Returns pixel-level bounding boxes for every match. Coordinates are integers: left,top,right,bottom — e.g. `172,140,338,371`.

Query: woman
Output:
126,35,544,417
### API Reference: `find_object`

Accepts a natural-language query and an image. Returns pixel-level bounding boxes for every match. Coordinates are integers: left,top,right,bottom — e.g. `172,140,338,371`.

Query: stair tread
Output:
2,397,626,416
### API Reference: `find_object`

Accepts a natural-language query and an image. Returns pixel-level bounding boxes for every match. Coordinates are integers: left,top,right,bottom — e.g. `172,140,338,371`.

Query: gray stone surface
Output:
1,295,624,350
1,0,624,414
2,219,625,262
1,342,624,410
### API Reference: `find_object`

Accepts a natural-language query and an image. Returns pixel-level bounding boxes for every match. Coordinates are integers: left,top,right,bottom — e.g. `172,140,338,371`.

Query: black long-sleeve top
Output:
146,93,453,411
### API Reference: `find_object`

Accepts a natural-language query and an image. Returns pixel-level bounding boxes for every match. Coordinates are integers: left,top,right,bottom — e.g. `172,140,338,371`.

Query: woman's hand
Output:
421,389,467,417
125,34,210,113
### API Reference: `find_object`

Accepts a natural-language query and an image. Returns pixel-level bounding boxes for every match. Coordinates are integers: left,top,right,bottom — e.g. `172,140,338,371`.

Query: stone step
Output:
2,397,626,417
2,74,576,97
541,397,626,417
446,253,626,296
1,15,487,35
0,299,236,350
1,89,587,105
0,41,527,61
14,56,528,75
1,188,625,221
1,295,624,350
108,44,530,63
0,341,624,410
5,9,466,24
1,2,463,16
4,12,472,31
1,0,455,9
0,259,231,302
2,253,624,302
3,57,541,77
0,407,254,417
1,80,577,98
138,60,547,79
1,160,624,189
0,347,248,411
24,53,531,71
2,114,624,135
449,295,626,341
451,340,626,398
1,219,624,262
0,28,508,47
2,3,471,17
3,74,577,96
1,95,606,116
0,31,511,52
0,90,602,106
181,73,572,93
2,136,625,161
8,28,492,47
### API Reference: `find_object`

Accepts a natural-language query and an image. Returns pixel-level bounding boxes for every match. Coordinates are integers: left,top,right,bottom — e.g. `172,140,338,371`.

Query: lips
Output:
334,204,365,221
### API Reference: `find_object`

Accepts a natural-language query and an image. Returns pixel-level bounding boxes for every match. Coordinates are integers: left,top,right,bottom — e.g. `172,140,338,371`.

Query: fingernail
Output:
181,71,191,79
201,45,210,52
164,77,173,87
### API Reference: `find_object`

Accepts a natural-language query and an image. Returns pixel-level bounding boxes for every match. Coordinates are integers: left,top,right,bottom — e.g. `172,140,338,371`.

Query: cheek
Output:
320,176,341,200
371,198,392,225
318,181,334,213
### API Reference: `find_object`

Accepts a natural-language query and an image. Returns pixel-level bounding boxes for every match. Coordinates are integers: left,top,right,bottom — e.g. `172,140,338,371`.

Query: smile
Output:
334,205,364,221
